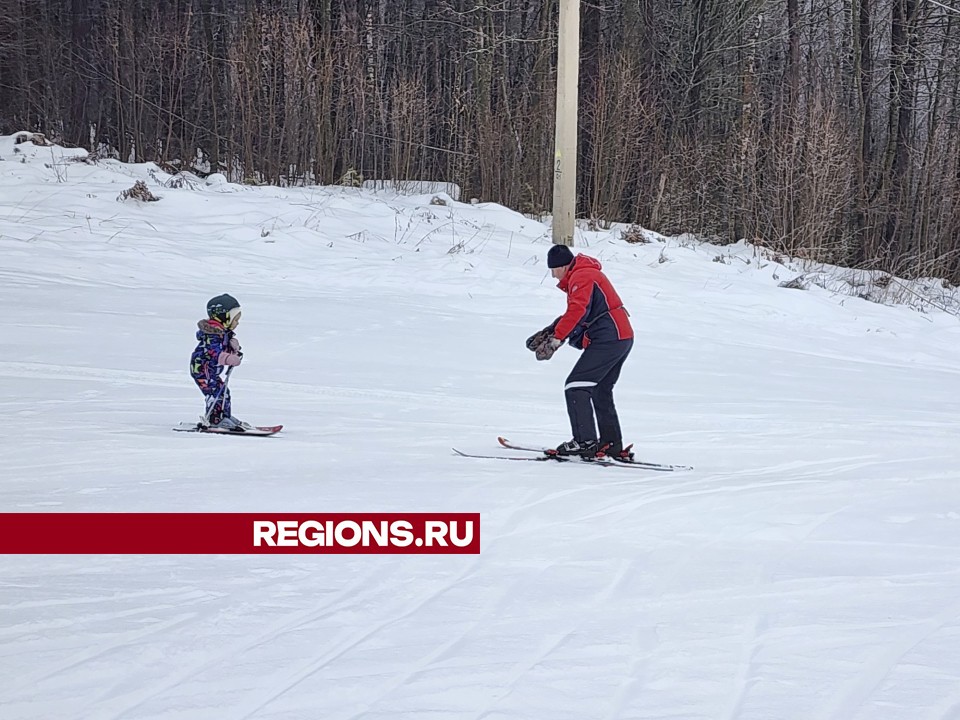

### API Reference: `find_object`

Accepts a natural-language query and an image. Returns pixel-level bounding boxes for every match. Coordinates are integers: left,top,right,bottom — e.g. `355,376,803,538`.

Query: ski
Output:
173,422,282,436
497,436,691,472
497,437,554,453
452,448,613,465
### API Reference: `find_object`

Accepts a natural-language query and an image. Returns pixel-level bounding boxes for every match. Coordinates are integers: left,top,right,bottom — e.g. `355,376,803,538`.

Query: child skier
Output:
190,294,246,430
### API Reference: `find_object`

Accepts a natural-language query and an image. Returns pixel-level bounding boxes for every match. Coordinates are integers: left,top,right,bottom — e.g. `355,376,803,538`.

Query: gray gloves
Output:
535,336,563,361
526,317,563,361
526,317,560,350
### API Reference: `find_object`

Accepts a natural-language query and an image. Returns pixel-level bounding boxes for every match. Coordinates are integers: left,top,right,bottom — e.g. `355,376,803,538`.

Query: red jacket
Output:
554,254,633,349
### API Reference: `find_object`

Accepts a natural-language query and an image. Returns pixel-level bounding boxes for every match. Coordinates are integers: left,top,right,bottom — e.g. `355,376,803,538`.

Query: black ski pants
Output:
564,338,633,445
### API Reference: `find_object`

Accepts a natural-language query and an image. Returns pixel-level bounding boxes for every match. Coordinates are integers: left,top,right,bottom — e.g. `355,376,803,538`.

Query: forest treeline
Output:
2,0,960,280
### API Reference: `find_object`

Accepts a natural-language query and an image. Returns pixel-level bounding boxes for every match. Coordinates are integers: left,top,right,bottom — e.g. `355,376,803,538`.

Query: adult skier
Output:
526,244,634,460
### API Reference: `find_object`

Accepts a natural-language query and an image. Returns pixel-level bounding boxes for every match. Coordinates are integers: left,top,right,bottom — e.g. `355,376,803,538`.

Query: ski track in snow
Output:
89,565,406,720
227,558,485,720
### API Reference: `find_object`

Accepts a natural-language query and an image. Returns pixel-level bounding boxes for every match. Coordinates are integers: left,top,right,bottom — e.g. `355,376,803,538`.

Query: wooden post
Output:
551,0,580,248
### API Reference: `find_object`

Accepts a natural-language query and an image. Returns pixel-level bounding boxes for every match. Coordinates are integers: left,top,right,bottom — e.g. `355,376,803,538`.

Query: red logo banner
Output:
0,513,481,554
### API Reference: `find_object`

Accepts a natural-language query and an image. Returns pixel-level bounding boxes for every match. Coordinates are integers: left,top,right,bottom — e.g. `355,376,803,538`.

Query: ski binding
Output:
495,436,691,472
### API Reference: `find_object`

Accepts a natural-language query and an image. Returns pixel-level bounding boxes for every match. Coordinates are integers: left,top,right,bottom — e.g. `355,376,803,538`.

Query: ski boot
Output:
598,440,635,463
226,415,254,431
546,439,601,460
200,415,244,432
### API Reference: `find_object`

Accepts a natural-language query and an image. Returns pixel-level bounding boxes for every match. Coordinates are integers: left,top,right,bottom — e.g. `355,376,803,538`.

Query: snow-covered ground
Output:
2,132,960,719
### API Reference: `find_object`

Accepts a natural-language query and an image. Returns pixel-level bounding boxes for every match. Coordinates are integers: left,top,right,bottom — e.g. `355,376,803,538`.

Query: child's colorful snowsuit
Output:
189,319,236,424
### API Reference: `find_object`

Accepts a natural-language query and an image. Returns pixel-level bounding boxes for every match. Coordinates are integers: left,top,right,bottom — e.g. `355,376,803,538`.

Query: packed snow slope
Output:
2,134,960,720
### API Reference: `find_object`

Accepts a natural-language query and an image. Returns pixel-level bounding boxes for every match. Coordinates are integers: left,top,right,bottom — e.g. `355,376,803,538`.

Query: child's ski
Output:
174,422,282,436
496,436,691,472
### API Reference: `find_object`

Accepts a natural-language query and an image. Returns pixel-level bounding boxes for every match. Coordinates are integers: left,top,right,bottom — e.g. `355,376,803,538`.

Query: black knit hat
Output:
547,244,575,268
